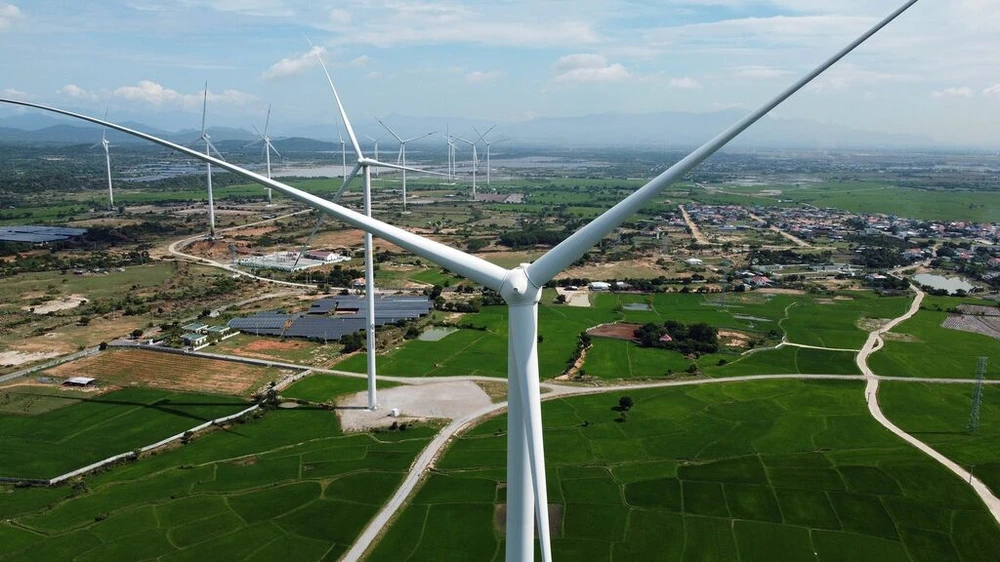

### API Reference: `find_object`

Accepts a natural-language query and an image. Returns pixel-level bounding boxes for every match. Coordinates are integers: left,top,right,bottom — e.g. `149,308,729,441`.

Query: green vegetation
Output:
0,387,247,479
369,380,1000,561
0,407,435,561
868,300,1000,380
281,374,397,403
881,381,1000,497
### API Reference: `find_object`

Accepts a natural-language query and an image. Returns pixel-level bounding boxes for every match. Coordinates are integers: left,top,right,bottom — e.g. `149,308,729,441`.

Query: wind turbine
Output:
251,103,280,204
456,124,493,200
95,108,114,211
365,134,386,178
197,82,225,238
476,126,507,186
314,54,443,410
336,119,347,180
375,117,435,211
0,3,918,558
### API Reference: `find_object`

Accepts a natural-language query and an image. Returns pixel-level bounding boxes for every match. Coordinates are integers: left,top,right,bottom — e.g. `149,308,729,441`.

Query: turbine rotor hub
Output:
500,264,541,306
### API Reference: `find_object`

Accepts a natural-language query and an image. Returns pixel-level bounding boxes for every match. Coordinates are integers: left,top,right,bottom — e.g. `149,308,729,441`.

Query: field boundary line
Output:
0,346,100,385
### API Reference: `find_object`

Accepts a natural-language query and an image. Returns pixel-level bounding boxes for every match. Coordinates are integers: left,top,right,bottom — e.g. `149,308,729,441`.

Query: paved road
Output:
858,286,1000,524
678,204,710,246
777,341,859,353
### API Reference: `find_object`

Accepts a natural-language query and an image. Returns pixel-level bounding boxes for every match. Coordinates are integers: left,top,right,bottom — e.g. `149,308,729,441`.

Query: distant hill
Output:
0,109,940,150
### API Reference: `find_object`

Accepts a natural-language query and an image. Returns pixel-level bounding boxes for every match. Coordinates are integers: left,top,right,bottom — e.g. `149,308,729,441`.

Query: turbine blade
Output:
268,142,282,158
102,107,108,142
374,116,403,143
528,0,919,285
315,53,364,159
404,131,436,143
206,139,226,162
263,104,272,138
0,99,509,291
252,124,265,141
340,161,363,193
367,159,448,177
201,81,208,136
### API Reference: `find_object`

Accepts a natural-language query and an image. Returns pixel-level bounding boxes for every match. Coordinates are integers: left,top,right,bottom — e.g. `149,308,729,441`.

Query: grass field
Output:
368,380,1000,561
280,375,397,403
880,382,1000,498
46,350,285,396
339,291,884,380
868,301,1000,380
0,387,247,479
0,406,435,562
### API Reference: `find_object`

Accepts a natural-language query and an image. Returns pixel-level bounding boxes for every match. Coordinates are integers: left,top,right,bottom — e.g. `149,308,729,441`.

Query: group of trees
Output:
634,320,719,356
498,229,567,249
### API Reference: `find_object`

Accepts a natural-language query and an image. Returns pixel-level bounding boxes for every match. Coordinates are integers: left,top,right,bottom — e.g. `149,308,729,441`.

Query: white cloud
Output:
466,70,501,83
808,63,916,93
668,77,702,90
983,84,1000,96
734,66,789,79
262,46,325,80
112,80,256,110
0,3,21,29
1,87,28,99
551,54,630,84
329,8,351,25
57,84,99,100
179,0,293,17
350,55,370,67
931,87,975,98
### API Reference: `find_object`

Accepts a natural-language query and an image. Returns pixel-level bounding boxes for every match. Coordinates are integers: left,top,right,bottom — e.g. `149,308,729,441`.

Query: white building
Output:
589,282,611,292
685,258,704,266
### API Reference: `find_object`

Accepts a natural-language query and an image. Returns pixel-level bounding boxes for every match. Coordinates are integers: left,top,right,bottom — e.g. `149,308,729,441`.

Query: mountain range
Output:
0,109,942,150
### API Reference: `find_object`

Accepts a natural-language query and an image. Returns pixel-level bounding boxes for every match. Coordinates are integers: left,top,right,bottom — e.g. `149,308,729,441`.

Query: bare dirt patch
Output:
45,349,285,396
719,330,751,349
0,350,62,368
857,318,892,332
815,299,836,305
882,332,919,343
244,339,309,352
588,323,642,341
834,296,855,301
336,381,491,432
309,229,405,254
757,288,806,295
23,294,88,314
556,287,591,308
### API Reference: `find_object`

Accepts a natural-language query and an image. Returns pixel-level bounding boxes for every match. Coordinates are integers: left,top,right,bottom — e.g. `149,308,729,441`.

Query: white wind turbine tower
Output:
476,126,507,186
0,3,918,557
197,82,225,238
251,104,280,204
456,124,493,200
365,134,386,178
375,117,435,211
96,108,114,210
336,120,348,180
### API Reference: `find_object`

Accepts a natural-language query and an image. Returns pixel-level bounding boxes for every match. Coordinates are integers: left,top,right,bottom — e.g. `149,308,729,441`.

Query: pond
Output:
418,326,459,341
913,274,975,295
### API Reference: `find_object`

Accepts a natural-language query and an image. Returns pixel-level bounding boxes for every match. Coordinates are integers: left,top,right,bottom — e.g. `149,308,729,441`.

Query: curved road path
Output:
166,209,318,288
858,286,1000,523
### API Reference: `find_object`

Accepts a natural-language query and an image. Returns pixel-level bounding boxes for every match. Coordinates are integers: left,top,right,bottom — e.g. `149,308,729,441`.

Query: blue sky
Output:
0,0,998,145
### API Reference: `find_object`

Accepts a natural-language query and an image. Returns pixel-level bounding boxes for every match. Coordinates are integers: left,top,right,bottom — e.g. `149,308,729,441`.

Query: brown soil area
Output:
244,339,310,352
757,288,806,295
882,332,919,343
588,323,642,341
718,330,751,348
46,349,282,396
309,229,405,254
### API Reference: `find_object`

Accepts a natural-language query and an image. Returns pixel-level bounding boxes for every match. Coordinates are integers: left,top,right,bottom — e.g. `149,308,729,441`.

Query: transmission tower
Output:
967,357,987,435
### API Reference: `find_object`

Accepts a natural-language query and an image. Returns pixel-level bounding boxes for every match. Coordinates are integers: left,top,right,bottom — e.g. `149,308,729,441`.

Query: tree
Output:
618,396,634,412
555,294,567,304
130,328,144,339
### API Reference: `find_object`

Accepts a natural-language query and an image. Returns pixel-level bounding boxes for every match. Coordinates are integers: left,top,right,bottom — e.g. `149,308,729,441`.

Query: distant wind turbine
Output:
475,125,506,186
251,104,280,204
94,108,114,210
375,117,435,211
457,124,494,200
196,82,225,238
0,3,919,558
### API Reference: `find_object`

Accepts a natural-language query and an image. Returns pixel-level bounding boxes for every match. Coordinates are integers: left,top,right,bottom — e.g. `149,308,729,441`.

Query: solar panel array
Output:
0,225,87,243
229,296,433,341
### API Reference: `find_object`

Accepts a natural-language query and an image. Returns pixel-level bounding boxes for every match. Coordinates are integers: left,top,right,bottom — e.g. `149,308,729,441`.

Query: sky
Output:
0,0,998,146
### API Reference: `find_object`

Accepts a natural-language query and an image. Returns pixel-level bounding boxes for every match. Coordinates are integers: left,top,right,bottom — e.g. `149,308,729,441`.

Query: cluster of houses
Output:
180,322,237,348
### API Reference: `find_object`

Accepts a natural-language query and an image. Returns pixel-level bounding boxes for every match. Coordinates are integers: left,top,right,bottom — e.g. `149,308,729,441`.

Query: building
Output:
206,325,233,339
182,322,209,334
182,333,208,347
589,282,612,292
304,250,351,264
63,377,95,387
685,258,704,266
